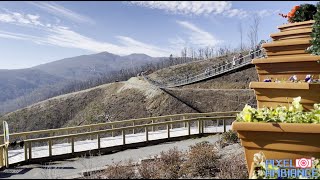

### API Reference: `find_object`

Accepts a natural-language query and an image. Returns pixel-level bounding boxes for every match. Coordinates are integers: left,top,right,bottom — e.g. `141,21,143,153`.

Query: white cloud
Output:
256,9,280,18
129,1,248,18
0,16,171,57
29,1,94,24
0,12,42,26
176,20,222,47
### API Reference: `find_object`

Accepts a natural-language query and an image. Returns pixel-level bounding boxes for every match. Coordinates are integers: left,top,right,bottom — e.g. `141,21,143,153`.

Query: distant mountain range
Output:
0,52,165,114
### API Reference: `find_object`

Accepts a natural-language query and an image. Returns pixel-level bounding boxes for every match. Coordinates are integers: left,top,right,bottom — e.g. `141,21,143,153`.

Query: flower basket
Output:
232,122,320,174
250,82,320,111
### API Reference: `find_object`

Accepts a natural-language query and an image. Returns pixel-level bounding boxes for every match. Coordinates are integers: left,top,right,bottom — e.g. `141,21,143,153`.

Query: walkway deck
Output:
8,125,231,165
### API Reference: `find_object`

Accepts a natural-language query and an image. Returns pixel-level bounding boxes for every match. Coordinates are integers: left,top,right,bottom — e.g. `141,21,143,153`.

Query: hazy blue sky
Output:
0,1,317,69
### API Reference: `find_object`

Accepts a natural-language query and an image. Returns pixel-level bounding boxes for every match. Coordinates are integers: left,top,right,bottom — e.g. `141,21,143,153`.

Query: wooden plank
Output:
262,38,311,48
253,54,320,64
278,20,314,30
249,82,310,90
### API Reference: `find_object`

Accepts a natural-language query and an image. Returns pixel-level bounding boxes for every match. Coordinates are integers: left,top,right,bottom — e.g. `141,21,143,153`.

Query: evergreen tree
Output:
308,2,320,55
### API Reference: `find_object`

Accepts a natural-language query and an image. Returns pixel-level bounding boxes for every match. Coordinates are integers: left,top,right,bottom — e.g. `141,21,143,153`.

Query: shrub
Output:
98,160,137,179
180,141,219,178
216,152,248,179
137,147,185,179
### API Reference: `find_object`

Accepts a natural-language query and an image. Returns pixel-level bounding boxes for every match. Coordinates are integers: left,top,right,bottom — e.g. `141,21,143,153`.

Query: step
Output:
277,20,314,32
270,28,312,41
262,38,311,48
252,54,320,64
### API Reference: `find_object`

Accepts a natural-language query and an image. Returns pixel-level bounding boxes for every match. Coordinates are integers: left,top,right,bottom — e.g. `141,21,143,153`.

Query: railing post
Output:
5,146,8,168
152,120,154,132
71,137,75,154
68,130,71,143
0,147,4,167
198,120,201,134
97,134,101,149
167,124,170,138
90,128,93,140
24,142,28,161
133,121,135,134
28,142,32,160
202,119,205,134
170,118,173,129
122,130,125,145
111,125,114,137
49,140,52,157
145,127,149,142
183,116,187,128
223,119,226,133
188,121,191,135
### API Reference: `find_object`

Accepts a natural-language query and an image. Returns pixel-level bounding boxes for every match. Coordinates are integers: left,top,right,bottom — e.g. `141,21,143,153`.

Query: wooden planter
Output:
250,82,320,110
252,54,320,82
232,122,320,174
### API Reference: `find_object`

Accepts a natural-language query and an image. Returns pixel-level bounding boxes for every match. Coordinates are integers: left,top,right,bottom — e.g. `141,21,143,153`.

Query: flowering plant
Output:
279,4,317,23
251,152,320,179
236,97,320,123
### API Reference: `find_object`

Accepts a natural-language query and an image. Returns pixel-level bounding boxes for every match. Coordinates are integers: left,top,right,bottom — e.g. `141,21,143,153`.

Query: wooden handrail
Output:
23,116,235,143
3,111,239,140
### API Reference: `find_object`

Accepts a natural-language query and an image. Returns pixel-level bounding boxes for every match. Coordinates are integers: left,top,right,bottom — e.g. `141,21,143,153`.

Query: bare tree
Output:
238,22,243,51
247,15,261,49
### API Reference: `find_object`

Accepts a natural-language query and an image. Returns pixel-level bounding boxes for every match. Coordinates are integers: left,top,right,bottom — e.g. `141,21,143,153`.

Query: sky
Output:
0,1,318,69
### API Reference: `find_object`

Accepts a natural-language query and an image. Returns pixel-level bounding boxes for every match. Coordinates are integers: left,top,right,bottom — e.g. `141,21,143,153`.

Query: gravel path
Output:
0,135,223,179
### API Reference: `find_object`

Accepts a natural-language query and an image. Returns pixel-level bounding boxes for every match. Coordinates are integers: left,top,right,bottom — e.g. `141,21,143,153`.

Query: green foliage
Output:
308,2,320,55
291,3,317,22
221,130,239,144
237,97,320,123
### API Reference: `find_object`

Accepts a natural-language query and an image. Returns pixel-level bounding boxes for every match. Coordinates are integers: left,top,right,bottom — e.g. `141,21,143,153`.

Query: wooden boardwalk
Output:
8,125,231,165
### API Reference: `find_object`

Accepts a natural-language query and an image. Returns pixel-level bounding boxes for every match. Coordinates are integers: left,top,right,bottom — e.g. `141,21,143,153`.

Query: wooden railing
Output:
1,111,239,167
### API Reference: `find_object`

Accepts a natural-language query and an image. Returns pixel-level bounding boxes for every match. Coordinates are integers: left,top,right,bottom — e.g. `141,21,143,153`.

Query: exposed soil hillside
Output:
0,76,255,133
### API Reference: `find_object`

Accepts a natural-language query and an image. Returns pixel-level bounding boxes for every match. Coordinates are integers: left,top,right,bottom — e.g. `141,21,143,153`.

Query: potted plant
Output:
232,97,320,177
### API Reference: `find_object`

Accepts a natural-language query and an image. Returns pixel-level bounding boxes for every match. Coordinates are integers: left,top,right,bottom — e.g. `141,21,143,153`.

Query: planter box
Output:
250,82,320,111
278,20,315,32
252,54,320,81
232,122,320,174
262,38,311,57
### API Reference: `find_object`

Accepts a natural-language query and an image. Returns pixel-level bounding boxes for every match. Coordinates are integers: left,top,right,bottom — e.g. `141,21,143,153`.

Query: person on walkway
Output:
232,55,236,66
238,53,244,64
250,49,254,59
256,45,261,57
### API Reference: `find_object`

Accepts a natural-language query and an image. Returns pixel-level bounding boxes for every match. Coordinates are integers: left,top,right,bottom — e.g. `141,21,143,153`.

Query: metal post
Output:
170,118,173,129
167,124,170,138
183,116,187,128
188,121,191,135
223,119,226,132
111,125,114,137
152,120,154,131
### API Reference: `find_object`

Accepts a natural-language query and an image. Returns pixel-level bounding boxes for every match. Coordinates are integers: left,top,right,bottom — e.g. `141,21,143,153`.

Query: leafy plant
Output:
308,2,320,55
236,96,320,123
